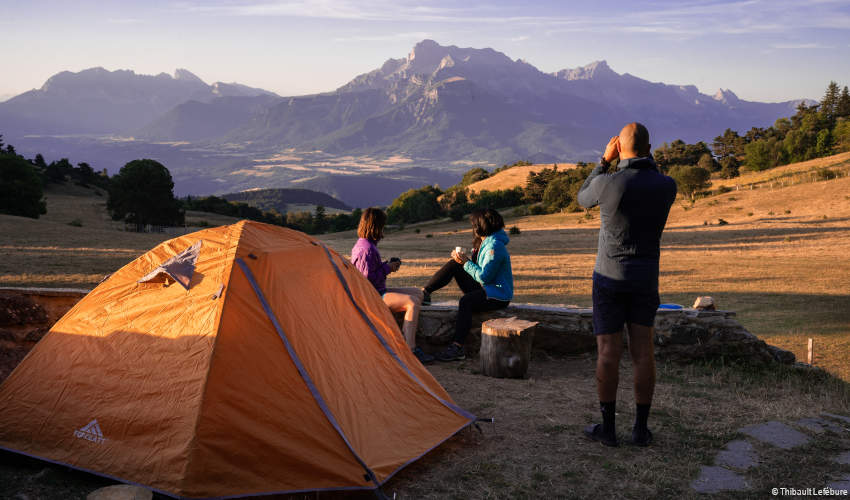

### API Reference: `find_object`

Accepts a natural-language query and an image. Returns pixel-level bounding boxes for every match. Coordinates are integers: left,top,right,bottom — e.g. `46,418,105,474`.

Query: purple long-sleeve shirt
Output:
351,237,391,294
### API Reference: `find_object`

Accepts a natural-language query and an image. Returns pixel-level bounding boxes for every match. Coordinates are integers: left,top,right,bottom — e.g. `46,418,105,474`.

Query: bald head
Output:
618,122,651,159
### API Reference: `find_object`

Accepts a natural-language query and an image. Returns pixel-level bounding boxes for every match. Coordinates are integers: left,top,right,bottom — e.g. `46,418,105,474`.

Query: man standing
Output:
577,122,677,447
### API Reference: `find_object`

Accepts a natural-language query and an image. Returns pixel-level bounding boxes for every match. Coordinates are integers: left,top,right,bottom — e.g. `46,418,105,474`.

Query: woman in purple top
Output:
350,208,434,364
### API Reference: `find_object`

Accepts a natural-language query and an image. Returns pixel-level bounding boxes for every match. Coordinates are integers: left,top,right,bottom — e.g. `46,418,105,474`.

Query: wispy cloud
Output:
772,43,835,49
179,0,850,38
510,35,529,42
333,31,432,43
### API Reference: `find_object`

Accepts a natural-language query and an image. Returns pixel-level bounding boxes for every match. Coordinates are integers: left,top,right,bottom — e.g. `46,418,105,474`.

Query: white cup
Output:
454,246,464,255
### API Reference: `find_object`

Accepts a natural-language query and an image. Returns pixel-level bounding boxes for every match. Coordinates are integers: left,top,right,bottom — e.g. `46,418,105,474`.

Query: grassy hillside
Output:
1,154,849,379
222,187,351,213
465,163,578,193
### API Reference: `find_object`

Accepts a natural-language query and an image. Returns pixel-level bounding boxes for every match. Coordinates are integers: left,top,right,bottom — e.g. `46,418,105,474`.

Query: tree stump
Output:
479,317,538,378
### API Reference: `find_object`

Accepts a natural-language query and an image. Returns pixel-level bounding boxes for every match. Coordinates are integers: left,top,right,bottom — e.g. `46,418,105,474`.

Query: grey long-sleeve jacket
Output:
577,156,677,290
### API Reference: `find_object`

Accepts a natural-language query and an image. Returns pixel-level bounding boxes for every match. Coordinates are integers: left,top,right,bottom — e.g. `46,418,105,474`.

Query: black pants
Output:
424,260,509,344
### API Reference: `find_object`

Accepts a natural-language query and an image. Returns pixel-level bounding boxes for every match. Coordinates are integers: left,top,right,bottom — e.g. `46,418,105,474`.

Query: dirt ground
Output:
2,356,848,499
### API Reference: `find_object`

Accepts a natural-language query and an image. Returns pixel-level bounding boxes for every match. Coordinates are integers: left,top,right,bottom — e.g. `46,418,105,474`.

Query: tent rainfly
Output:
0,220,475,498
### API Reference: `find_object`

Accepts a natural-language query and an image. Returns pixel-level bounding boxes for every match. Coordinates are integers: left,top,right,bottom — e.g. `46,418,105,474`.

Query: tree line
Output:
0,135,359,234
384,161,596,225
654,81,850,200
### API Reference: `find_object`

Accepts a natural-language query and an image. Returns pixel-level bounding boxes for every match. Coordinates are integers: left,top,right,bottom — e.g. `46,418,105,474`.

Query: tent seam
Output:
234,257,380,488
177,221,246,496
318,244,476,421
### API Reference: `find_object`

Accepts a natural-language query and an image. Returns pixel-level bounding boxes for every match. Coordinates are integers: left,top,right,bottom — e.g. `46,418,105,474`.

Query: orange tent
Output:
0,221,474,498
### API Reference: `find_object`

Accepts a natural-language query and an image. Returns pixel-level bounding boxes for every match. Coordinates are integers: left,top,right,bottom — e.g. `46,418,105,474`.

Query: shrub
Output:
509,226,521,235
716,185,733,195
459,168,490,187
425,233,433,238
815,168,837,181
717,218,729,225
512,205,530,217
68,218,83,227
387,185,442,224
542,177,574,212
448,205,466,221
0,153,47,218
529,204,547,215
414,228,421,234
667,165,711,202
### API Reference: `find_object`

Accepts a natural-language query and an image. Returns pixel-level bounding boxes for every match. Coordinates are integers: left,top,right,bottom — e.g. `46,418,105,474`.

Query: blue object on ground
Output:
658,304,683,309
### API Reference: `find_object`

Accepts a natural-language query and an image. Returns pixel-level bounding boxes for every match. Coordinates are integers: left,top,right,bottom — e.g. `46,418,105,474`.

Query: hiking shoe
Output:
412,347,435,365
583,424,619,447
421,289,432,306
435,343,466,362
629,427,653,447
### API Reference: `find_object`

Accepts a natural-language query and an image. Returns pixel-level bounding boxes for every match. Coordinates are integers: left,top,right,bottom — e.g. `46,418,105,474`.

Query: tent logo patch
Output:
74,419,106,444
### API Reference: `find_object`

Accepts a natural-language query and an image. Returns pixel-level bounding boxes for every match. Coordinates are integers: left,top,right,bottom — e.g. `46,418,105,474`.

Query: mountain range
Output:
0,68,277,135
0,40,810,206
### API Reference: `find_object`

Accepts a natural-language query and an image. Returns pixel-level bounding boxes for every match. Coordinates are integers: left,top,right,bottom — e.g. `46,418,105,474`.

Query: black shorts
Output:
592,274,660,335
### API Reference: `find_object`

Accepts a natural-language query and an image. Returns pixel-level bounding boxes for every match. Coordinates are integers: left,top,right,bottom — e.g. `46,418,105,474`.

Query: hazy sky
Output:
2,0,849,102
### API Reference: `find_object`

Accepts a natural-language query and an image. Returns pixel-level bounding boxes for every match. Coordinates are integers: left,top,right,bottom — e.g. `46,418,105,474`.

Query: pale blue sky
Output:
1,0,849,102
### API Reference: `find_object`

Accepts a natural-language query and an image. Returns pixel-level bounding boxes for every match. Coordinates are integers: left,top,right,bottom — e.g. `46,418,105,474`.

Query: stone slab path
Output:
692,413,850,495
796,416,844,434
714,440,759,469
691,466,750,494
739,421,810,449
828,474,850,490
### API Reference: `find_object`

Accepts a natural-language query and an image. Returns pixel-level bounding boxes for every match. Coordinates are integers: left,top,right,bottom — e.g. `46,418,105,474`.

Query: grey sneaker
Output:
412,347,435,365
435,343,466,362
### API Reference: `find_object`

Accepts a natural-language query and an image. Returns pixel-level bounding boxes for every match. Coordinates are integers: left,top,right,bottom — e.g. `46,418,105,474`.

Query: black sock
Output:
600,401,616,434
635,403,651,431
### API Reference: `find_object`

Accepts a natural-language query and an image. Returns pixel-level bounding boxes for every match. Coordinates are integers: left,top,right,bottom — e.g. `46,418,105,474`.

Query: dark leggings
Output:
424,260,509,344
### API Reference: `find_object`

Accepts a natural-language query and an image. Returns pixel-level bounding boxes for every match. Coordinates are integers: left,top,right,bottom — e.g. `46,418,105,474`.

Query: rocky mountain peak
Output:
713,88,740,105
554,60,618,81
174,68,206,85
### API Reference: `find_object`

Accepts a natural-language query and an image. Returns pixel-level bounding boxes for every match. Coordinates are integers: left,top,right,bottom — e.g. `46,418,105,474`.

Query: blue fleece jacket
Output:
463,229,513,301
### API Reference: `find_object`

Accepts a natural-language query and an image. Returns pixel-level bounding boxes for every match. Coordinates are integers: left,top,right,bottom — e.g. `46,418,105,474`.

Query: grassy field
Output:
2,159,849,377
465,163,578,193
1,155,850,498
323,165,850,380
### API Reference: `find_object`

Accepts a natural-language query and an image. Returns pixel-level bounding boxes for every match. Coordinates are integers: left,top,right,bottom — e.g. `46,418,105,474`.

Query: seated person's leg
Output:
436,288,489,361
386,286,424,302
382,291,433,364
423,260,463,295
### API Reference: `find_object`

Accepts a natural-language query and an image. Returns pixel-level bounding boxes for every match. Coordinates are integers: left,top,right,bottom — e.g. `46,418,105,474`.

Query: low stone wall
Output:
0,288,795,381
0,287,89,381
411,302,796,365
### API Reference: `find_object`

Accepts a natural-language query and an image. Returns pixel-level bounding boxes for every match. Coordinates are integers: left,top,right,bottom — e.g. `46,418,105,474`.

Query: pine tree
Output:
837,86,850,118
820,81,840,124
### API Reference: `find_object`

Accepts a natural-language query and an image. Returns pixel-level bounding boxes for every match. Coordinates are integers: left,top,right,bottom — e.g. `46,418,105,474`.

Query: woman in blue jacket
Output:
423,208,514,362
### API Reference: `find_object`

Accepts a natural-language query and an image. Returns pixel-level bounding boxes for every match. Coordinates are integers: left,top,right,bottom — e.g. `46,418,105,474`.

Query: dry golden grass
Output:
712,151,850,189
466,163,577,193
2,163,850,498
323,160,850,380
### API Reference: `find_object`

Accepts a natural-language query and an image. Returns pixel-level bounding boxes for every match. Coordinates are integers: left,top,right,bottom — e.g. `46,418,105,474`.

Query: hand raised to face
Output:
603,136,620,163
